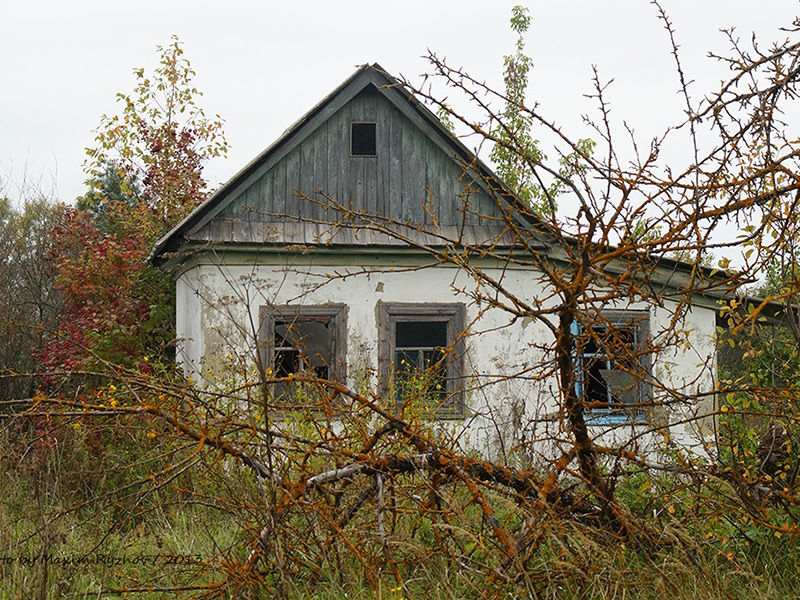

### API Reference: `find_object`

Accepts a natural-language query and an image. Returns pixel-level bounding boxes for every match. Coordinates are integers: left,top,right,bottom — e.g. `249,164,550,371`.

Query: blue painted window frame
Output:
572,312,650,425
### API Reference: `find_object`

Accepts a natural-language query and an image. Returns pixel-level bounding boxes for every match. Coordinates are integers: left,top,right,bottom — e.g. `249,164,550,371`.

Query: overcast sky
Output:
2,1,799,206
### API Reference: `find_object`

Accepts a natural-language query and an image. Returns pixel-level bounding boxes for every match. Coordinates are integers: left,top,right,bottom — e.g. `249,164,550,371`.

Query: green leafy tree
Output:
76,160,141,233
490,6,594,216
0,196,61,398
44,36,228,371
84,35,228,235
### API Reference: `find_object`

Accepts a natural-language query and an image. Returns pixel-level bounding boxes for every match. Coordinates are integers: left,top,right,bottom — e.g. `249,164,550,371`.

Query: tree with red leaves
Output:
42,36,227,371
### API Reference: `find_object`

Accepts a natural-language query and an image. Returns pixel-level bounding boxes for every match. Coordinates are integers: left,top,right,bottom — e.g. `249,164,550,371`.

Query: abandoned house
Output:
150,64,724,457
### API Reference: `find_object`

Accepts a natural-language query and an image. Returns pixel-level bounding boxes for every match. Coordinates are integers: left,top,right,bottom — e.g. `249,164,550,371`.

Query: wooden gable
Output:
152,64,544,258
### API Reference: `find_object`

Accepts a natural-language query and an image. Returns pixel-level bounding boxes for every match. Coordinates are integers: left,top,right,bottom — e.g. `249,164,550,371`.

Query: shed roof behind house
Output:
151,64,547,261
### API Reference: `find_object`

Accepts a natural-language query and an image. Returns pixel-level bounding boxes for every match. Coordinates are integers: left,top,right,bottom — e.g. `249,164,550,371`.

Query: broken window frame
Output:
573,310,650,425
378,302,466,419
258,304,348,407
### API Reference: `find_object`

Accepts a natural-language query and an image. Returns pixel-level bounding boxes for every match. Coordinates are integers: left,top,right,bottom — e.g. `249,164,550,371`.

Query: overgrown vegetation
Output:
2,5,800,598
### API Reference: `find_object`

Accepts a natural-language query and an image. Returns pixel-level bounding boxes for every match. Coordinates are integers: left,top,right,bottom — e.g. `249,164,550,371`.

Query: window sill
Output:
431,409,465,421
586,410,648,426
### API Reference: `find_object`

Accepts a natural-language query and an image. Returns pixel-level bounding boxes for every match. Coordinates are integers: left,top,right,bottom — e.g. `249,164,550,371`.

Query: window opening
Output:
259,305,347,408
573,312,649,422
274,316,332,380
351,122,377,156
582,324,638,409
378,303,465,418
394,320,448,405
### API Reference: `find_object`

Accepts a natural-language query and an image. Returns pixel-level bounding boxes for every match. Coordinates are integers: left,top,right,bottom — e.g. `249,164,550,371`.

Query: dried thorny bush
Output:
2,6,800,599
2,354,797,597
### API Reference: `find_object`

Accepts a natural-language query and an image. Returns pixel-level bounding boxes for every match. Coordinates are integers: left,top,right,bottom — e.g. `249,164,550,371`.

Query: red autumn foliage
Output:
39,203,167,371
39,36,226,373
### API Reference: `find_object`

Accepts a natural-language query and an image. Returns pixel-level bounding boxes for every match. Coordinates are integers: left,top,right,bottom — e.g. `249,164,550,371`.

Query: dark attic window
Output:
351,122,377,156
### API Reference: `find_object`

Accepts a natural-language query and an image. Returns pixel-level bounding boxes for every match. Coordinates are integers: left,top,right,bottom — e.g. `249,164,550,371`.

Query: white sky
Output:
1,1,799,207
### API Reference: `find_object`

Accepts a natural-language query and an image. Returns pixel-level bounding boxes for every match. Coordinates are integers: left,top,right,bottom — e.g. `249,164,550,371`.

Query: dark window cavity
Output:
396,321,447,349
395,320,449,406
274,316,332,380
378,303,466,418
351,122,377,156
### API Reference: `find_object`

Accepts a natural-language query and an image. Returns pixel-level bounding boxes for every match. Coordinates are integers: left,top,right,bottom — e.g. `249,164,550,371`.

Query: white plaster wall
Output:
175,257,718,462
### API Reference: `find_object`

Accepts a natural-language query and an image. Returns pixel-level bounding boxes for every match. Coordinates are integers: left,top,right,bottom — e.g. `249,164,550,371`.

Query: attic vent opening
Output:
351,122,376,156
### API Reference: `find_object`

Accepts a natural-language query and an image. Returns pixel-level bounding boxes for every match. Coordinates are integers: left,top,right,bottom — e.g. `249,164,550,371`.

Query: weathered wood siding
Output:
194,85,506,245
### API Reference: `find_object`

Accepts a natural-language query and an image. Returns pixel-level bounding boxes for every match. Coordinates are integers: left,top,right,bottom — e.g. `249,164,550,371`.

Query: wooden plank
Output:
257,171,270,221
424,137,440,225
363,88,378,218
407,119,424,222
388,102,402,224
373,229,392,245
400,115,413,222
189,222,211,241
478,224,494,247
436,225,454,243
305,222,317,244
314,125,328,223
251,221,263,242
241,185,253,222
438,150,455,226
283,221,301,243
375,96,390,217
299,126,315,220
366,155,377,219
349,155,364,214
313,119,328,224
338,102,350,215
308,222,321,244
230,217,243,242
337,227,354,245
272,156,286,222
285,146,301,223
248,171,267,222
326,105,345,223
239,177,251,222
262,222,280,243
325,110,338,225
220,218,233,243
459,181,475,226
473,188,494,227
